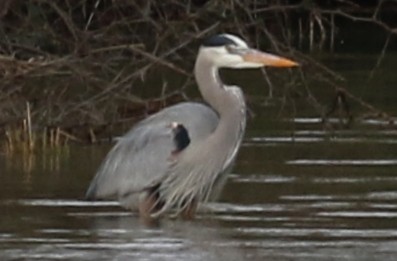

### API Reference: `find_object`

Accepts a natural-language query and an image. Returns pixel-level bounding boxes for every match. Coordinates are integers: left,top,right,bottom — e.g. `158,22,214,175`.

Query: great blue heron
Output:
86,34,298,219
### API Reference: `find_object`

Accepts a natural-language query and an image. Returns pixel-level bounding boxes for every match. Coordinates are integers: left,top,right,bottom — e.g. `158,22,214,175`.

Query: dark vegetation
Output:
0,0,396,153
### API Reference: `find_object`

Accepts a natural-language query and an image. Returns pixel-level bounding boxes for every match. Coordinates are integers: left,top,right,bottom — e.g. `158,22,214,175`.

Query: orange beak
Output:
243,50,299,67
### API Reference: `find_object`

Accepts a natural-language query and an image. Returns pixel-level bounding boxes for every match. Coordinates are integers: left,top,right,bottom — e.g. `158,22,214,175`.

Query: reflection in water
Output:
288,117,397,126
0,199,246,260
82,215,246,261
0,116,397,260
3,148,69,173
287,159,397,166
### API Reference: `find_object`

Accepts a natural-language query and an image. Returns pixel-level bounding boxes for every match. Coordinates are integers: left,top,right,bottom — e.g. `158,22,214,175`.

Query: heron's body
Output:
86,102,222,206
86,34,297,219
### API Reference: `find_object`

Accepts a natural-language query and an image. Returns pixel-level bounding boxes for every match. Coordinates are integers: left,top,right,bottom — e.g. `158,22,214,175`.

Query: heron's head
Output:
199,34,298,69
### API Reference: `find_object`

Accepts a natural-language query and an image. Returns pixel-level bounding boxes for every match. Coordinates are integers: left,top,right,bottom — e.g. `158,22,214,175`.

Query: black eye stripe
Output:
202,35,237,47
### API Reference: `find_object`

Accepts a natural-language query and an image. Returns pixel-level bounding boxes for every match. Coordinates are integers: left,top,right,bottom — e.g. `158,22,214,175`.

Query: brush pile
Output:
0,0,395,151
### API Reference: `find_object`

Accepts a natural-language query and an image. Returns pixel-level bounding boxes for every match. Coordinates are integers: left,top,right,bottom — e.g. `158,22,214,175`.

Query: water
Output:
1,54,397,260
1,118,396,261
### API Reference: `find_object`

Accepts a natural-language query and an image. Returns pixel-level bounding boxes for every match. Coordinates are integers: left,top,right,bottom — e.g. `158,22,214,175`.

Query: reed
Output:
2,106,73,155
2,126,74,154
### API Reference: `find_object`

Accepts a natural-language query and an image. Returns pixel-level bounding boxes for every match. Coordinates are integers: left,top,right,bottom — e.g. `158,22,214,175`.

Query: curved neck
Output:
194,54,240,116
194,58,224,115
194,52,247,169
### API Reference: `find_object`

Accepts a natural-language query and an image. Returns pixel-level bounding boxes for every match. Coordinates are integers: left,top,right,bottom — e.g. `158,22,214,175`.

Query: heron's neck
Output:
194,56,247,169
194,58,242,116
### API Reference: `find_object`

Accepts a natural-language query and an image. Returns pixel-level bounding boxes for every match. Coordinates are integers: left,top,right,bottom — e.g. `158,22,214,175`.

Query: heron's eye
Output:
225,44,237,52
226,45,247,55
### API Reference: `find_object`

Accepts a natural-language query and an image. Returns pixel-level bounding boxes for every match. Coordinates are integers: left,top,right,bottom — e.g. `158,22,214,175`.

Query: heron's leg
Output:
139,184,164,220
181,200,197,220
138,191,158,220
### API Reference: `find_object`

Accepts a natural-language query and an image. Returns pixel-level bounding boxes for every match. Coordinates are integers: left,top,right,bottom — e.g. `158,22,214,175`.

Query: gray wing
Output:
85,102,219,201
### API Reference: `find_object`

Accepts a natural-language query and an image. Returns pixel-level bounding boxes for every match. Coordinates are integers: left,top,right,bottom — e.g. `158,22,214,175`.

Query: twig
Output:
26,102,33,151
368,33,391,81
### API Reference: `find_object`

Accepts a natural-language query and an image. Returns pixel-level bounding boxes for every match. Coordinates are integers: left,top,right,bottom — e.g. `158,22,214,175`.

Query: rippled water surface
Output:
1,115,397,261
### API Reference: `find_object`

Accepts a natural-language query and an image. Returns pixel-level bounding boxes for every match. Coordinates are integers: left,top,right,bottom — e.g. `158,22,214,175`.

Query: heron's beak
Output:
243,49,299,67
